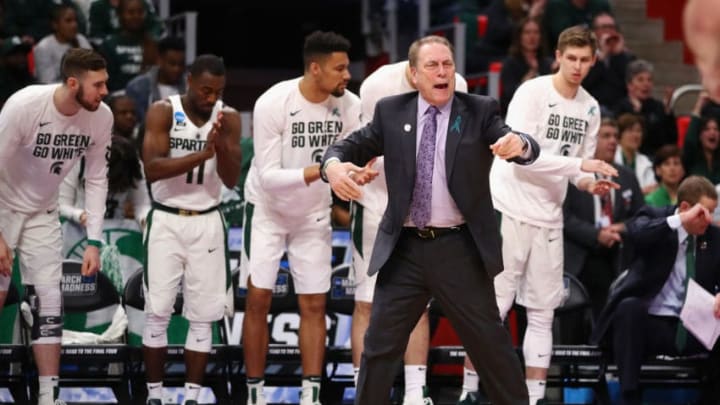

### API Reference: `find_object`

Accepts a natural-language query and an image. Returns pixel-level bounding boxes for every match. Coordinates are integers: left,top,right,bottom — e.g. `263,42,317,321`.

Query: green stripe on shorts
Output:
243,202,254,260
350,202,364,258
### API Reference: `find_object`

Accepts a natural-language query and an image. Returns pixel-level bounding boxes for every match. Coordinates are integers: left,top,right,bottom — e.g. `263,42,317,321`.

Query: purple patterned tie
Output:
409,106,439,229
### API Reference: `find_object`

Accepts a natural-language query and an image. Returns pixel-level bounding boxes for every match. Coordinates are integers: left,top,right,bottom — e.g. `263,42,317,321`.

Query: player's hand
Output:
714,293,720,318
79,212,88,227
491,133,525,160
326,161,364,201
597,226,622,248
351,158,380,185
580,159,618,177
679,202,713,230
203,126,217,159
81,245,101,277
580,178,620,195
0,235,13,277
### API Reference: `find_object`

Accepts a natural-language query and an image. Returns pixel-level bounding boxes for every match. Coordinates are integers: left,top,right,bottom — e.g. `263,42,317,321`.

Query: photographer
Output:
583,11,636,113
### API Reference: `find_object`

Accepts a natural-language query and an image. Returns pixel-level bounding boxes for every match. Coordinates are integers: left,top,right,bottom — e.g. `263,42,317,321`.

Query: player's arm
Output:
213,107,242,188
142,100,215,183
253,98,318,191
58,163,87,225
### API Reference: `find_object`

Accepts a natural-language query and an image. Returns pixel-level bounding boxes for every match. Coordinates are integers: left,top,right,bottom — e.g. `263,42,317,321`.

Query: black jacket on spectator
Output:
614,97,678,157
499,54,553,116
583,51,636,111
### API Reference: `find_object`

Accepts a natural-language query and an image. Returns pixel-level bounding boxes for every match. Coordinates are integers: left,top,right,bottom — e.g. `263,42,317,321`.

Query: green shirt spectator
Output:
88,0,165,46
644,184,674,207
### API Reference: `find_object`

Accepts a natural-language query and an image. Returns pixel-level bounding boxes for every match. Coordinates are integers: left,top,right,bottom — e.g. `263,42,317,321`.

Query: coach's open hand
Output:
490,132,525,159
326,159,379,201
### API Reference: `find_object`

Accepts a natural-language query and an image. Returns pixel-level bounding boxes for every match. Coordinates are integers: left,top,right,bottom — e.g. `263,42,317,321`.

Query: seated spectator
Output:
500,16,554,114
613,59,678,157
614,113,657,194
466,0,546,73
543,0,611,50
683,91,720,184
88,0,165,46
583,11,636,114
563,117,644,319
591,175,720,405
108,93,139,140
99,0,159,92
33,4,93,84
645,145,686,207
2,0,87,45
59,135,149,226
0,37,35,108
125,36,186,124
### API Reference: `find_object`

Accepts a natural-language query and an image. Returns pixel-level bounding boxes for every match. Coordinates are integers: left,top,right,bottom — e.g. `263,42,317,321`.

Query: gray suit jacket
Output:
323,91,539,277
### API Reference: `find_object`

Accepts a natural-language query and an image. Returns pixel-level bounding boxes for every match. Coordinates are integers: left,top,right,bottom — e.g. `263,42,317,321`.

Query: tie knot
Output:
426,105,439,117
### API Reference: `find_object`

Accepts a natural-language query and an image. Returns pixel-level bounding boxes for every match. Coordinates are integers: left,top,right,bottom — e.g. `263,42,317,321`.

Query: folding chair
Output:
123,268,231,404
0,281,29,404
44,260,132,404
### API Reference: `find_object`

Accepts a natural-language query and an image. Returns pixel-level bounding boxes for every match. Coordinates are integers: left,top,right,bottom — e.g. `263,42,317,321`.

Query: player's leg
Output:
350,203,376,384
402,309,431,405
518,226,565,405
240,203,285,405
181,210,229,404
287,210,332,405
143,210,186,404
458,215,530,403
19,210,64,405
0,207,22,322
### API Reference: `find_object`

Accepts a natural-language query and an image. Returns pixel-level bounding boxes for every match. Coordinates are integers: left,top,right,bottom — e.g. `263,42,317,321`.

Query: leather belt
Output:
403,224,466,239
152,202,218,216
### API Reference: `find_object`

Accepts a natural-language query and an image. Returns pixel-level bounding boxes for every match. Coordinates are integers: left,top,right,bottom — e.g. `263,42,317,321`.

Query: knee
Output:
299,294,326,317
25,284,63,344
143,313,171,348
185,321,212,353
244,287,272,316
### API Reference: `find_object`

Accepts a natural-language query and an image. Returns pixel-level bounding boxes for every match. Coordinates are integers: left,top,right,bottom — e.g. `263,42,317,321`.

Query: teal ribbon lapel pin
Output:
451,116,461,133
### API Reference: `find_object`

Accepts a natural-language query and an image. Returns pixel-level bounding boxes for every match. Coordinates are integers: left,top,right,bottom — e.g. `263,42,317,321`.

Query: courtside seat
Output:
0,280,29,404
53,260,131,404
123,268,230,405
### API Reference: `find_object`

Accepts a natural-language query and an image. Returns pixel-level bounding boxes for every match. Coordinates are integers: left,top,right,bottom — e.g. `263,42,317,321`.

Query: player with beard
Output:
0,48,112,405
240,30,360,405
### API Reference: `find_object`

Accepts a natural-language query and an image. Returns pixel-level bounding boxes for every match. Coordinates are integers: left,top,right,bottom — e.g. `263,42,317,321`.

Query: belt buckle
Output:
178,209,197,216
416,228,436,239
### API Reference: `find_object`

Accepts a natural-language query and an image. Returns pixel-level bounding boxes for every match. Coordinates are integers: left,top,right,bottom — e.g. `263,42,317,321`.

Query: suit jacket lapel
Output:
445,97,466,179
401,95,420,181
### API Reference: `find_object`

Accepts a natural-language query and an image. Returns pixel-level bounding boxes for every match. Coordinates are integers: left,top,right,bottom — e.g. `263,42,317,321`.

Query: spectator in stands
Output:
645,145,685,207
500,16,554,115
0,37,35,109
583,11,636,114
59,135,149,227
99,0,159,92
125,36,186,124
2,0,87,45
88,0,165,46
33,4,93,84
108,94,139,140
614,113,657,195
564,117,644,319
466,0,547,73
613,59,677,157
591,175,720,405
683,91,720,184
684,0,720,103
543,0,611,50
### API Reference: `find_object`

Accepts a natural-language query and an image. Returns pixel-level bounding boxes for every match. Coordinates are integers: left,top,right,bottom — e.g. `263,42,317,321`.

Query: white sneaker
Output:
247,386,267,405
403,386,434,405
53,401,67,405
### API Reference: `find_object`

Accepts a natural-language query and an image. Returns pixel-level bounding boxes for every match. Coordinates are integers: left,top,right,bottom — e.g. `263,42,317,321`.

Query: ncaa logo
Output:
174,111,187,127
